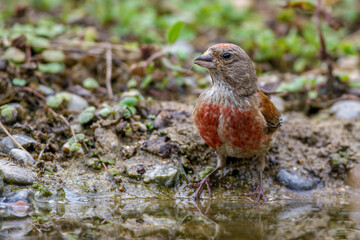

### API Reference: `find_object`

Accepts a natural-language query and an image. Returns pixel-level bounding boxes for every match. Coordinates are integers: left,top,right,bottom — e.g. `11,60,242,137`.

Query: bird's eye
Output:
222,52,231,59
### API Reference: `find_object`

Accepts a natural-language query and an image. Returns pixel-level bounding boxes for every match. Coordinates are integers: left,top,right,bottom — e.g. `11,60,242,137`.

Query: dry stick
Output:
145,50,165,67
38,134,54,161
48,108,77,143
105,43,113,99
50,40,138,52
316,0,334,83
0,120,30,153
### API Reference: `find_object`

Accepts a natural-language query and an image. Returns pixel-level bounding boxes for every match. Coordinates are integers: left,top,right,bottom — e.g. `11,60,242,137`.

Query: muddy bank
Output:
2,99,359,202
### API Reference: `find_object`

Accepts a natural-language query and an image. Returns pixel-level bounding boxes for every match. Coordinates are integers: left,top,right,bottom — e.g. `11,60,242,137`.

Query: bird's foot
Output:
242,185,267,202
186,176,212,200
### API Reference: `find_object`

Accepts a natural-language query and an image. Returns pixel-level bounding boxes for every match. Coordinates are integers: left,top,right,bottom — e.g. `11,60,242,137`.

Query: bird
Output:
191,43,281,202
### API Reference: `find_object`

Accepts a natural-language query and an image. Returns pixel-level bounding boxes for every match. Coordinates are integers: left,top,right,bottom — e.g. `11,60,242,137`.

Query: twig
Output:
174,154,190,184
145,50,165,67
100,203,120,225
50,40,138,52
38,134,55,161
0,120,30,154
105,43,113,99
22,87,47,101
316,0,334,83
48,108,77,143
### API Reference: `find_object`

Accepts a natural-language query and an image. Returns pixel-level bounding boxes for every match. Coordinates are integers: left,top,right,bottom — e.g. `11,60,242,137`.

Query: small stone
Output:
9,149,35,167
330,100,360,119
270,96,285,113
38,84,55,96
1,134,37,150
347,164,360,189
153,111,171,129
0,159,35,185
10,200,30,215
3,189,32,204
0,143,10,154
276,169,316,191
143,165,179,187
66,93,89,111
94,128,121,154
141,137,173,157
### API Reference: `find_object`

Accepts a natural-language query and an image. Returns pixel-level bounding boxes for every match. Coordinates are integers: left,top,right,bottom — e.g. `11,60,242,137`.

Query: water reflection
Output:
1,198,360,239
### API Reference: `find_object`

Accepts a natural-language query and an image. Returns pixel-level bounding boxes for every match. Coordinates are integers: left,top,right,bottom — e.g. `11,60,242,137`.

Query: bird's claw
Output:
242,185,267,202
186,177,212,200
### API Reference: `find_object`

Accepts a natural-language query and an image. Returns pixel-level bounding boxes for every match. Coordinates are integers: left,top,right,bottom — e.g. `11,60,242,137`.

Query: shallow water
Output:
1,197,360,239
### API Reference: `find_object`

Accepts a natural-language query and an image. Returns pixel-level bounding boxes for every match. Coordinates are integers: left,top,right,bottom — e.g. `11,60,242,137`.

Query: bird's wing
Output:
257,89,282,133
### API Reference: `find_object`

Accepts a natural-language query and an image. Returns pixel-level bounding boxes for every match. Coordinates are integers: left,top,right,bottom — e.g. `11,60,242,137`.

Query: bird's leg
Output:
243,154,267,202
187,154,225,200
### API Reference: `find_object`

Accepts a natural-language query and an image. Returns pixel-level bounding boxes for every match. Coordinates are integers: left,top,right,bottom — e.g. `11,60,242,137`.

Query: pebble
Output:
38,84,55,96
270,96,285,113
0,142,10,154
2,189,32,204
94,128,121,153
9,149,35,167
2,189,32,216
0,159,35,185
66,93,89,111
0,134,37,151
276,169,316,191
153,110,190,129
330,100,360,119
143,166,179,187
347,164,360,189
141,137,173,158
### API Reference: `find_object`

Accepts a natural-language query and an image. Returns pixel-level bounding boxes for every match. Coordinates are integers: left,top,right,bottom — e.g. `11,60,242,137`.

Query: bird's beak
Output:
194,52,215,69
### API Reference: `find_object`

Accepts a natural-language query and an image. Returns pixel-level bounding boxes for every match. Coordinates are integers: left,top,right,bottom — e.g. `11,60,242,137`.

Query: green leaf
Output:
38,63,65,73
46,92,71,108
146,121,154,130
276,76,308,92
46,95,64,108
99,108,111,118
349,81,360,89
12,78,26,86
70,143,81,152
2,47,26,63
0,105,15,119
82,78,99,90
286,1,316,11
167,21,184,44
109,168,120,176
78,106,96,124
307,90,318,99
140,75,153,89
41,50,65,62
119,97,138,107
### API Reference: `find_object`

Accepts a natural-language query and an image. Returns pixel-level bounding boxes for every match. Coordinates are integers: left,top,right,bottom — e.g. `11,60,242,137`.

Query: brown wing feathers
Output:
257,90,282,133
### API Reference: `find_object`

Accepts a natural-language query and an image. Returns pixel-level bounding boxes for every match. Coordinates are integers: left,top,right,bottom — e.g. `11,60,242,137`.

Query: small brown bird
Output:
191,43,281,201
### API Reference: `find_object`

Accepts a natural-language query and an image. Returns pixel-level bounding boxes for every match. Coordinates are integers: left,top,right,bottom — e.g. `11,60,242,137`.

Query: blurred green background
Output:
0,0,359,73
